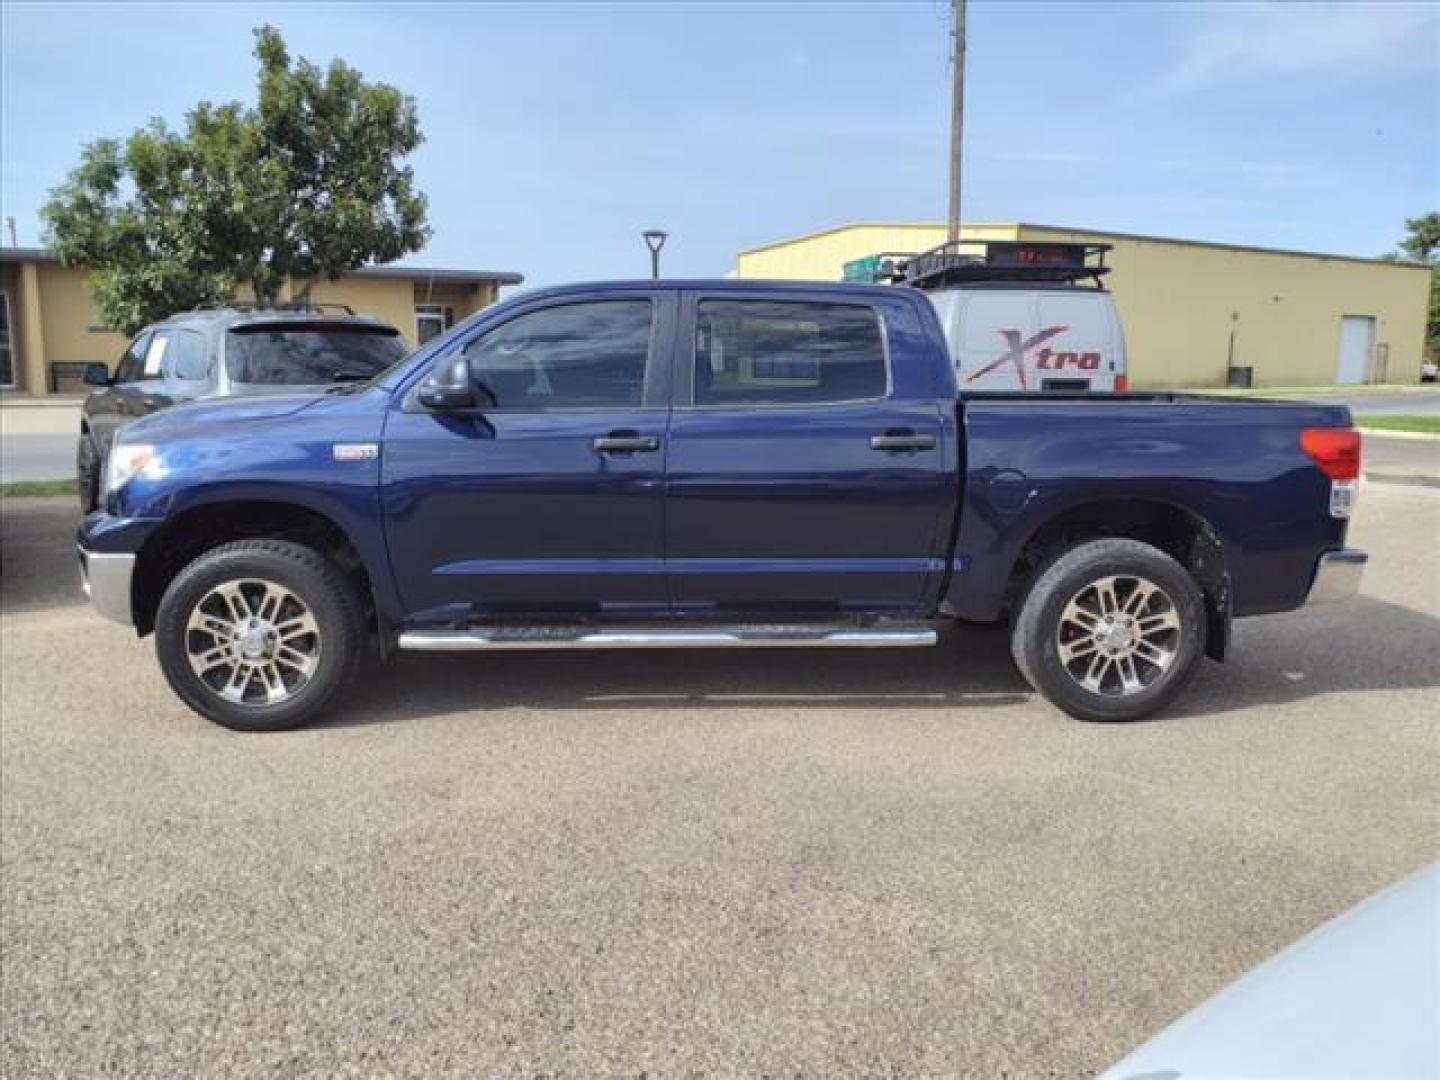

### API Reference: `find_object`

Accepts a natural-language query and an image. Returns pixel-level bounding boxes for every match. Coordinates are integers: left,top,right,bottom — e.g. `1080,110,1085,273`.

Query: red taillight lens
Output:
1114,374,1129,393
1301,427,1361,480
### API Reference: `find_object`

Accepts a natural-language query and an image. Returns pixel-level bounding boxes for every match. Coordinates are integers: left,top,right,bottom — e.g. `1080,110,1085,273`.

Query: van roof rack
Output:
843,241,1112,291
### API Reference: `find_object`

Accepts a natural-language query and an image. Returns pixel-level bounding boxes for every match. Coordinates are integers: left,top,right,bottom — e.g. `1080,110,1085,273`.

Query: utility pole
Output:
947,0,966,243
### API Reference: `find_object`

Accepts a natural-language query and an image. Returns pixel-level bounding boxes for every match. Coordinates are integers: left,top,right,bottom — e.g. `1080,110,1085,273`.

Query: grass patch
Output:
0,479,75,499
1355,414,1440,435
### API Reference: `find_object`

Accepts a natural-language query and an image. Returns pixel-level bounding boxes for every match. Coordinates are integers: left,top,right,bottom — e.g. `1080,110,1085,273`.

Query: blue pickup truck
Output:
78,280,1367,731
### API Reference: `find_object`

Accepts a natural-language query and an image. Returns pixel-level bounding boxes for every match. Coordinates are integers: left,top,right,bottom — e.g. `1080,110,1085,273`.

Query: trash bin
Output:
1226,366,1254,389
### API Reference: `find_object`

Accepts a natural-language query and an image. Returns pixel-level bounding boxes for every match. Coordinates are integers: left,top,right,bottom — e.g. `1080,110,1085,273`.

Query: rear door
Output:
161,327,214,402
663,291,951,615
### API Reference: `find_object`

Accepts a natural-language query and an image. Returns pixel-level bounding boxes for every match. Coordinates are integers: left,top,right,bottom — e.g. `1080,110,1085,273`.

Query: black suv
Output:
78,304,408,510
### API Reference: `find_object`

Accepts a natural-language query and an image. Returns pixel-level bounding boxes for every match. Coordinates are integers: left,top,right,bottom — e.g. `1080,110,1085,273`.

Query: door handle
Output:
870,430,937,453
593,432,660,454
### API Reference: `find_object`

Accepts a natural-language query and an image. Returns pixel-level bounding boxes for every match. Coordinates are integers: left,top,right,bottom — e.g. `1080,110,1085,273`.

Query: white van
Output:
927,285,1128,393
845,241,1129,393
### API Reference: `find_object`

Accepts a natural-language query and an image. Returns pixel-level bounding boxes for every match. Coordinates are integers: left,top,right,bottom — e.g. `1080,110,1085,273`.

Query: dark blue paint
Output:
947,396,1350,619
78,279,1353,640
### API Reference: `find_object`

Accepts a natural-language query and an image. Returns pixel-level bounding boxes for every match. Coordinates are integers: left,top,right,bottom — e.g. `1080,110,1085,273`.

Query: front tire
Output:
154,540,365,732
1011,538,1206,722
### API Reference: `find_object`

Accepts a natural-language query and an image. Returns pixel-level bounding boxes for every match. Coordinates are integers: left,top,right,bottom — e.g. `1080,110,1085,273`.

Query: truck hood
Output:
119,391,327,441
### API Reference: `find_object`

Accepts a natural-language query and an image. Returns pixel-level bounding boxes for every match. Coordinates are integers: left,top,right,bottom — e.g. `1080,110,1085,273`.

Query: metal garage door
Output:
1335,315,1375,385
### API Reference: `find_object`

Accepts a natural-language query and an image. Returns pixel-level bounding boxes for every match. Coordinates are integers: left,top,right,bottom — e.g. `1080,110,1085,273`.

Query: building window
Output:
0,289,15,388
416,304,455,345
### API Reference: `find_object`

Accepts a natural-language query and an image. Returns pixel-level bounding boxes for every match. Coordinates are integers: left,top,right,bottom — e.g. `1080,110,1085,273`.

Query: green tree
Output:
1387,212,1440,356
42,26,429,335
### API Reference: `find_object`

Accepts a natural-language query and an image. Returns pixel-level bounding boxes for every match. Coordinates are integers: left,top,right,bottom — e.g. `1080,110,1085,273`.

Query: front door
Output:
382,291,675,618
664,293,952,615
86,331,155,455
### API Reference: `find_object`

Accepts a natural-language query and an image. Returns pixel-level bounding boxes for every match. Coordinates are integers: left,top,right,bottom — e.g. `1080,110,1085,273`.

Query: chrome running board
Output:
398,624,937,652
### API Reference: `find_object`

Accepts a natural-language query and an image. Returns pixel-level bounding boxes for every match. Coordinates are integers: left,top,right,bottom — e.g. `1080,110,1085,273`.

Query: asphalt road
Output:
2,486,1437,1076
1,404,77,484
0,433,72,483
1316,386,1440,414
1365,432,1440,488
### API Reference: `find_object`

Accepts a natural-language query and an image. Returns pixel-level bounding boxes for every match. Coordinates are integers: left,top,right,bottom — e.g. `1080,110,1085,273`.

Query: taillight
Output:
1114,374,1129,393
1300,427,1361,480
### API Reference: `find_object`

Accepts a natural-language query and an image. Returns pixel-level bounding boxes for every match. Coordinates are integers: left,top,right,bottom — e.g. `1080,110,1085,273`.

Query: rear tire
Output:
1011,538,1206,722
154,539,365,732
77,433,101,513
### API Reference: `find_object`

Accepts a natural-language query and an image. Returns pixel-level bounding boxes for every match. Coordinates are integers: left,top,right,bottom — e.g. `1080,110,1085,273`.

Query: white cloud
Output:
1161,1,1440,92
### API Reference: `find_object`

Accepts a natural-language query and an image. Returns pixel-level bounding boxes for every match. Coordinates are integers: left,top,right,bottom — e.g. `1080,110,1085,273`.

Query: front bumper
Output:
78,546,136,626
1306,548,1368,605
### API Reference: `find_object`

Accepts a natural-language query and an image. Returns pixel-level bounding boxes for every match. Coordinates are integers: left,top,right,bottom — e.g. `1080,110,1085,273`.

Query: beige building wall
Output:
736,222,1011,279
1019,225,1431,388
35,263,129,374
300,276,416,345
735,222,1432,388
0,256,515,394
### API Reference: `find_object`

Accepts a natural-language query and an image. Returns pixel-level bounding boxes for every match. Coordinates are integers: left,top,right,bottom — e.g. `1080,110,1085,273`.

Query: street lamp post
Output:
642,229,668,279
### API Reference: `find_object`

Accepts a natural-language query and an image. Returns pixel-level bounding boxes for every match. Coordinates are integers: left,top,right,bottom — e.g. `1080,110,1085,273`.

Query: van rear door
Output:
949,292,1038,392
932,288,1125,392
1035,292,1124,392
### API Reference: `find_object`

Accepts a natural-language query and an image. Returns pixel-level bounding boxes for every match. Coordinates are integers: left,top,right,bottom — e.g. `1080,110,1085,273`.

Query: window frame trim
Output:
114,330,155,385
675,291,893,411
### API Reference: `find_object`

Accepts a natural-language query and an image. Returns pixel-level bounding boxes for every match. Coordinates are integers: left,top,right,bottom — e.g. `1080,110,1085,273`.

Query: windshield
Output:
226,326,408,385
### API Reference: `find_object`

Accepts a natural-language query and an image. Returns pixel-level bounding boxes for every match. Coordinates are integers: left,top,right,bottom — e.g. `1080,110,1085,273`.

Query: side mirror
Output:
417,354,478,411
82,362,112,387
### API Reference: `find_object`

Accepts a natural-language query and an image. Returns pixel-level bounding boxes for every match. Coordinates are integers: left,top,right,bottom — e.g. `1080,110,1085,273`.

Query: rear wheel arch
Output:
1002,497,1230,661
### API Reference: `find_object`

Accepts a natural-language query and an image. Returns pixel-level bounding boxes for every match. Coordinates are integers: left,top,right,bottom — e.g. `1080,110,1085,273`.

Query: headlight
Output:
103,443,158,496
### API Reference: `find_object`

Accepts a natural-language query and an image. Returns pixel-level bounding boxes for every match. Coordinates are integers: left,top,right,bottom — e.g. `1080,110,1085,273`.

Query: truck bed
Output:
946,392,1353,621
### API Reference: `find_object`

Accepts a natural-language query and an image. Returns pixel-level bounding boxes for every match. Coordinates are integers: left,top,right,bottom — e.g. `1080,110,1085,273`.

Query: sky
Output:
2,1,1437,288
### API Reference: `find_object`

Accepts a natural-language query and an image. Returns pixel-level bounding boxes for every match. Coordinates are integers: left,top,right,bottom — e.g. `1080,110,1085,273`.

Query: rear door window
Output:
227,326,408,385
691,299,886,406
167,330,211,381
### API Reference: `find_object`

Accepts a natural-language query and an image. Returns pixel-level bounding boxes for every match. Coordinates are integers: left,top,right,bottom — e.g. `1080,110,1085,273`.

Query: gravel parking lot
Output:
2,483,1437,1077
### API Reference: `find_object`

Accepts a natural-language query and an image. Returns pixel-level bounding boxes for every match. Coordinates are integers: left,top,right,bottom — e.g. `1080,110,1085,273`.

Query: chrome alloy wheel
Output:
185,579,321,706
1055,574,1182,697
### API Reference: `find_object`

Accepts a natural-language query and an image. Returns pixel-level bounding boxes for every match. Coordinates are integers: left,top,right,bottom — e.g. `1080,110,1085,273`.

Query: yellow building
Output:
736,222,1432,388
0,247,522,396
